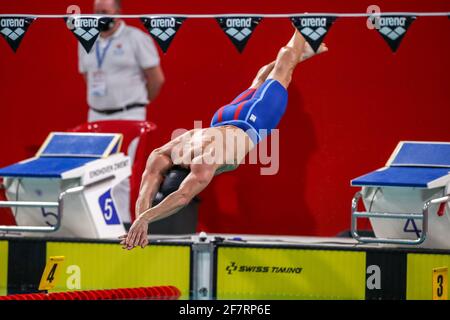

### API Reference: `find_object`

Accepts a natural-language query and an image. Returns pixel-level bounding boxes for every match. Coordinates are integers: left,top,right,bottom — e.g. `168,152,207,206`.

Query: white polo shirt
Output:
78,21,160,111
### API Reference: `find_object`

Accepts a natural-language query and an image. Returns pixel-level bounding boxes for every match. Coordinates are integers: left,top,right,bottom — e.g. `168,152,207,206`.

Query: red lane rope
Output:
0,286,181,300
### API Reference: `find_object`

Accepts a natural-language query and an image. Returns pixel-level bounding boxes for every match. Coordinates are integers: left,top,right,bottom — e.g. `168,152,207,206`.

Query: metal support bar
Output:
353,211,424,220
0,201,58,208
191,233,216,300
0,176,114,233
350,191,439,245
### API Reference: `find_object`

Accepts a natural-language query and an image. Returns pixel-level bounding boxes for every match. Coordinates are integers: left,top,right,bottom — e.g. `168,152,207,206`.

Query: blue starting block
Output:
350,141,450,248
0,132,130,239
0,132,122,178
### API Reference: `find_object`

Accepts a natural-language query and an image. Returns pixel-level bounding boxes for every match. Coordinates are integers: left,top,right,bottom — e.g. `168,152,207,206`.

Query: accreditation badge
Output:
89,70,107,97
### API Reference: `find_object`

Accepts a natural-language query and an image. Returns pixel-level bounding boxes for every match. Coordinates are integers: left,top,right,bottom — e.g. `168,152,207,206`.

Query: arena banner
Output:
216,16,263,53
46,242,191,299
0,16,35,52
141,16,186,53
64,16,106,53
215,246,366,299
373,15,416,52
0,12,447,55
406,253,450,300
290,16,337,52
0,241,8,296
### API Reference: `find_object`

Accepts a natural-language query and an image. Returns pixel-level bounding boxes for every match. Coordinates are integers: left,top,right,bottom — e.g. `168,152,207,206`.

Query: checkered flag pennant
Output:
0,16,35,53
64,16,102,53
291,16,336,53
375,15,415,52
141,16,186,53
216,16,263,53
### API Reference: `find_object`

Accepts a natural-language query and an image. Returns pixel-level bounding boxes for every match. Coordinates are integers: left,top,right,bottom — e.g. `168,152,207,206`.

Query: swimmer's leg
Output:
266,28,306,89
226,62,277,108
240,30,316,137
250,61,276,89
250,35,328,90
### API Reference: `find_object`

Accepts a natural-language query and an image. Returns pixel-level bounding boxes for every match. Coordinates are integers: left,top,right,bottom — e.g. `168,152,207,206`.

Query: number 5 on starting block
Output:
39,256,65,291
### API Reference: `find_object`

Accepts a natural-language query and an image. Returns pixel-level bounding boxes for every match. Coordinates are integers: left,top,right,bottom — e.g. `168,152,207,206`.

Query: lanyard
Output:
95,38,113,70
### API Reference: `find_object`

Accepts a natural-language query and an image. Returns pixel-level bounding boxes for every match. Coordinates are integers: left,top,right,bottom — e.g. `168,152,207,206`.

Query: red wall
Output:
1,0,449,236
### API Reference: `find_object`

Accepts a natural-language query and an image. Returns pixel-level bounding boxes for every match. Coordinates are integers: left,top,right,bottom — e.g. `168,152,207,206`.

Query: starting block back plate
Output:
388,141,450,168
0,157,95,178
38,132,122,158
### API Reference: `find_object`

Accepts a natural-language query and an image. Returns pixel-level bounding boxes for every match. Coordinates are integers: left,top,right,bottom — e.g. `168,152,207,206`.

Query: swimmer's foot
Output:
300,42,328,62
289,27,328,62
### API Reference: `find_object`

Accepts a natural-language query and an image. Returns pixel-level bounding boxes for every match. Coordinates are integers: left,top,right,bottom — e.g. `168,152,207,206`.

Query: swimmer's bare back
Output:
161,125,255,174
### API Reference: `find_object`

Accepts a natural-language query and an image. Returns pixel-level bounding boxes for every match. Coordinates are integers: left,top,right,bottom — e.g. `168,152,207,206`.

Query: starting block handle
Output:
0,185,83,233
429,195,450,205
350,192,438,245
0,176,114,234
0,201,59,208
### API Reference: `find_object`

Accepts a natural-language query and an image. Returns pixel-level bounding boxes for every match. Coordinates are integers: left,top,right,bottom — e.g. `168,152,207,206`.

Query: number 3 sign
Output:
433,267,448,300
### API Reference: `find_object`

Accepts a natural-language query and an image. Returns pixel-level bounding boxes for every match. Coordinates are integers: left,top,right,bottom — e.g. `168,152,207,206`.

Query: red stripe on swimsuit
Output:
232,88,256,104
217,106,225,122
233,101,247,120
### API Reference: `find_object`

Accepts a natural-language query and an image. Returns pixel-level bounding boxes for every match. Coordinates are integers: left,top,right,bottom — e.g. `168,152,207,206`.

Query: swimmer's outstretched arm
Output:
119,147,174,248
134,148,173,218
122,163,216,250
144,164,216,223
133,131,194,217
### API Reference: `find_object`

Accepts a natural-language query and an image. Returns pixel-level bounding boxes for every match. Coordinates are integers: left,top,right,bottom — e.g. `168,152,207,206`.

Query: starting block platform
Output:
351,141,450,248
0,132,131,239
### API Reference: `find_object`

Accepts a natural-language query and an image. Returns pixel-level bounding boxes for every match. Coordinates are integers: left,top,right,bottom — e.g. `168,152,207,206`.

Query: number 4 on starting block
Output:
38,256,65,291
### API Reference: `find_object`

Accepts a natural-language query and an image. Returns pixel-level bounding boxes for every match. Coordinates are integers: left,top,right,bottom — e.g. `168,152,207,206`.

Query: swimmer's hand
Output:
119,215,150,250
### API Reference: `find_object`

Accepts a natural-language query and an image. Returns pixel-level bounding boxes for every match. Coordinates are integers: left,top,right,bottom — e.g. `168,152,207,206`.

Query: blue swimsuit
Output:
210,79,288,144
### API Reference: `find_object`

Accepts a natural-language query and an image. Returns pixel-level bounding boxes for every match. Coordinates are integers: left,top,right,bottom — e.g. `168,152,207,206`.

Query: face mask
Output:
98,17,116,32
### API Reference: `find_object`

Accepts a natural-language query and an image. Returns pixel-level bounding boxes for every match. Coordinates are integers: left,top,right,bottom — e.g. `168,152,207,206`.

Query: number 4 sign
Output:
38,256,65,291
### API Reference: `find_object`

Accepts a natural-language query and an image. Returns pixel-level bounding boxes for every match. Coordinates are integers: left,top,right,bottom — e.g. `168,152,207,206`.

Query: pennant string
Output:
1,12,447,54
0,12,449,19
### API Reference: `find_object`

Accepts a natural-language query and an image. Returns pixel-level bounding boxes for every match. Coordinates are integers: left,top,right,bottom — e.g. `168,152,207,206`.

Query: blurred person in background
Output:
78,0,165,225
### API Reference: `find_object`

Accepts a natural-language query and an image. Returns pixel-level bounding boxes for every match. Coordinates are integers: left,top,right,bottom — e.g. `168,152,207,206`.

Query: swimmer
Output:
120,27,328,249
